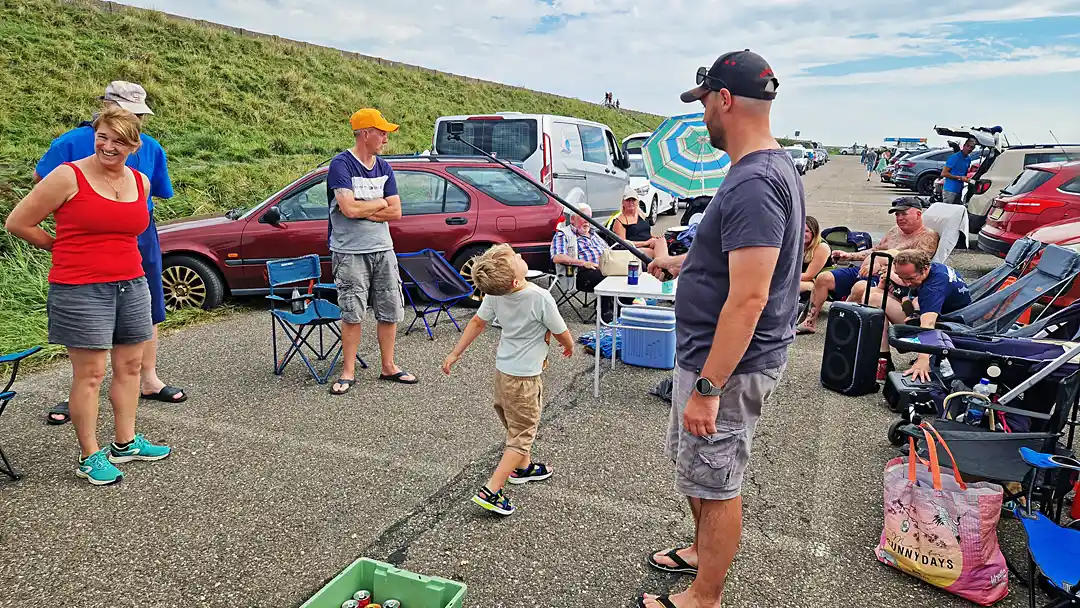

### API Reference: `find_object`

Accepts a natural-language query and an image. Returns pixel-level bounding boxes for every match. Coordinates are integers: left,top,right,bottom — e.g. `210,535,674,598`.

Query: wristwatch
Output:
694,376,724,397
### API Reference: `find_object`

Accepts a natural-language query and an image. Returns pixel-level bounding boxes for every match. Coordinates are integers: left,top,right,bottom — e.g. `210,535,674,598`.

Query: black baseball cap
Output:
888,197,925,213
680,49,779,103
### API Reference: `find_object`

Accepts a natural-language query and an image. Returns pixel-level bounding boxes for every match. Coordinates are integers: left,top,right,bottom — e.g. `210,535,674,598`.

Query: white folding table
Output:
592,274,678,397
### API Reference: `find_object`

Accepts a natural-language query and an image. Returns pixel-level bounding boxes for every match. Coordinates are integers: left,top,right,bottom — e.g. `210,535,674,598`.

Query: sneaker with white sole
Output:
76,449,124,486
507,462,553,485
108,434,171,463
471,486,515,516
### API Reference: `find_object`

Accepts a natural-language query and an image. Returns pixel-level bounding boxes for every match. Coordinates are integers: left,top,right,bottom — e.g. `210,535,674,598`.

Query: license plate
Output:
989,206,1004,220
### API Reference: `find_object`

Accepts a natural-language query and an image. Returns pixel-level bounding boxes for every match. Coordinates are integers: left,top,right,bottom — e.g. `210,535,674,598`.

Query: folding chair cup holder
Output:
0,346,43,480
266,255,365,385
397,249,474,340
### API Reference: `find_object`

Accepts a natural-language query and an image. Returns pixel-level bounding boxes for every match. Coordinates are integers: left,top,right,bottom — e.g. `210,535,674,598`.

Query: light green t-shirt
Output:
476,283,568,377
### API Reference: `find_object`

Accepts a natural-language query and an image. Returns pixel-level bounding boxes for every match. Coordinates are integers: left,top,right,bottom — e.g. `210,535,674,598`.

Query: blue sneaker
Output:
471,486,515,516
76,449,124,486
108,434,171,463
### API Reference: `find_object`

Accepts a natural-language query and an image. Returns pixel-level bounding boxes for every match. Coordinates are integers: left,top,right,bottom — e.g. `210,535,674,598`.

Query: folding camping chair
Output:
0,346,41,480
397,249,474,340
967,237,1043,303
937,245,1080,335
550,221,596,323
1013,448,1080,608
266,255,365,384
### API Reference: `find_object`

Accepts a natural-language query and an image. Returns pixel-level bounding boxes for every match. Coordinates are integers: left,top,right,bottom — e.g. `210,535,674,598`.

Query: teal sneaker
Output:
108,434,171,463
76,449,124,486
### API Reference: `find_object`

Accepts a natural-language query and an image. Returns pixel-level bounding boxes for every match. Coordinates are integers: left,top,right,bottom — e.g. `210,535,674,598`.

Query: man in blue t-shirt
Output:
324,108,416,396
34,81,186,424
941,137,976,205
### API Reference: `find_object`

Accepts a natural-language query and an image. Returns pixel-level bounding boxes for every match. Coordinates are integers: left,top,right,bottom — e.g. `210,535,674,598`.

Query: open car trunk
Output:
933,125,1007,205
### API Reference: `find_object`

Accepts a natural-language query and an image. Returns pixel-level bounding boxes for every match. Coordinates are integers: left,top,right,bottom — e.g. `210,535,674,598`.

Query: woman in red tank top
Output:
5,106,172,486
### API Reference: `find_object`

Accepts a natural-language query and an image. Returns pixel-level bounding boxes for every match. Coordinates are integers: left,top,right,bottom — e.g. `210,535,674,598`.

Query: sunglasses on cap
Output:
696,67,729,93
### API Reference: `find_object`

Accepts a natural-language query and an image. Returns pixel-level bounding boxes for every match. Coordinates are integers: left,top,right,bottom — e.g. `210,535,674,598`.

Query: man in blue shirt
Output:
34,81,186,424
941,137,977,205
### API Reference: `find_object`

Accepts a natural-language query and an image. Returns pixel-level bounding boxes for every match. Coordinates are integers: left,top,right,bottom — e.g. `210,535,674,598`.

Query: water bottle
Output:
939,357,954,380
967,378,992,426
290,288,305,314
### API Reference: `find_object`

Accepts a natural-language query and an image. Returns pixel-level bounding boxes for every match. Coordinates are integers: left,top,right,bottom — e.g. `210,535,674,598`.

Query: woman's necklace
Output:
95,157,128,199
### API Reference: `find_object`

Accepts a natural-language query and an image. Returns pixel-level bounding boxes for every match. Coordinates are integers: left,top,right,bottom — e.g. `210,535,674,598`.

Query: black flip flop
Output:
45,401,71,426
379,371,418,385
330,378,356,395
141,386,188,403
637,594,679,608
647,547,698,575
796,326,816,336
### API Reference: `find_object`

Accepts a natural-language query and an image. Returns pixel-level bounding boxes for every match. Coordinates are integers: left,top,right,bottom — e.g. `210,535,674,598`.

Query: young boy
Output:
441,244,574,516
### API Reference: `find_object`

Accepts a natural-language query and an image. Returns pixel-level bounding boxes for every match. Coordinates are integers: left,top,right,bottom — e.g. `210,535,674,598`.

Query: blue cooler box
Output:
619,308,676,369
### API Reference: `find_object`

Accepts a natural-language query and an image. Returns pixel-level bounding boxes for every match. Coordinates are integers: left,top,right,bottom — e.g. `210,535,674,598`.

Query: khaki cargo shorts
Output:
493,371,544,456
332,250,405,324
665,364,785,501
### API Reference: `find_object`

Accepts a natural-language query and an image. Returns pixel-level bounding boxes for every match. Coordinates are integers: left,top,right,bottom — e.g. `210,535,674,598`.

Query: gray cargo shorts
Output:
665,363,785,501
47,277,153,350
942,190,962,205
332,250,405,325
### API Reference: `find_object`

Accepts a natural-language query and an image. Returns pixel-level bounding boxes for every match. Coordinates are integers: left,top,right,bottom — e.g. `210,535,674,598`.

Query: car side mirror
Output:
615,156,630,170
262,206,282,227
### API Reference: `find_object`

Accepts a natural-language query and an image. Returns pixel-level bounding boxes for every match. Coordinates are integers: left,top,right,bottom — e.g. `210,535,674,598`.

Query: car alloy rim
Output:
162,265,207,310
458,256,485,303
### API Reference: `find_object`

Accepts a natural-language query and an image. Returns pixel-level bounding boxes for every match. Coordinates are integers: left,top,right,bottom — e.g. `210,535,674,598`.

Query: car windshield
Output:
787,149,804,159
627,156,647,177
1003,168,1055,196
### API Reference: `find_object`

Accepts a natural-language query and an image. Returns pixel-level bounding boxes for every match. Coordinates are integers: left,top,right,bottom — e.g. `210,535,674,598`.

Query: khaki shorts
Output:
665,364,785,501
493,371,543,456
332,251,405,324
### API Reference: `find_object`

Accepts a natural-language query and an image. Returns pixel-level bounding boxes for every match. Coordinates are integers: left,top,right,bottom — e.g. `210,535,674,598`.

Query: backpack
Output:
822,226,873,254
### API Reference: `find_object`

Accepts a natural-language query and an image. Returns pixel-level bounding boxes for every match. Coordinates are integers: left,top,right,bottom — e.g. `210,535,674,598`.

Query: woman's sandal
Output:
45,401,71,426
330,378,356,395
637,594,679,608
378,370,418,385
141,386,188,403
646,547,698,575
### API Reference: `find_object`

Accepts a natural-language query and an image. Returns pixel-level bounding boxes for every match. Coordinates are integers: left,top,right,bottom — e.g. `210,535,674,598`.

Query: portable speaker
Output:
820,252,893,396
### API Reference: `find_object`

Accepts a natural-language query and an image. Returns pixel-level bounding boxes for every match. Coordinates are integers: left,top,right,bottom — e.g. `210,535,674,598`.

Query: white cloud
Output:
118,0,1080,145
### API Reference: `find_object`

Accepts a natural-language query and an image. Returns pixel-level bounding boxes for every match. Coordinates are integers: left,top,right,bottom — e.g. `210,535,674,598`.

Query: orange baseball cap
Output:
350,108,399,132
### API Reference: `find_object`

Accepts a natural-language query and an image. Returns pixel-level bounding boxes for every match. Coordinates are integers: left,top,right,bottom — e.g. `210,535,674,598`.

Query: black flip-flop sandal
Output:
141,386,188,403
796,326,815,336
637,594,679,608
378,371,418,385
330,378,356,395
45,401,71,426
647,547,698,575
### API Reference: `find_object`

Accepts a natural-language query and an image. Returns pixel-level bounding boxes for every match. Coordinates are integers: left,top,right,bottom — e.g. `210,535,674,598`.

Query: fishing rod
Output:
445,122,659,270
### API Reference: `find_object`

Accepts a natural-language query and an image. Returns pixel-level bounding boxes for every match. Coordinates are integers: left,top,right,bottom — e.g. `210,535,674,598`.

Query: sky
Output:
119,0,1080,147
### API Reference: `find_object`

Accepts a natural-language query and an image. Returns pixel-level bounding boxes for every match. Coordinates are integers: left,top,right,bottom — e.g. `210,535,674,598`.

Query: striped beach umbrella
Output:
641,113,729,199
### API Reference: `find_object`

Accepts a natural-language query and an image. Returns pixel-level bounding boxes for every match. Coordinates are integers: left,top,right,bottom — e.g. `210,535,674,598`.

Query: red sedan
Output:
157,156,564,310
978,160,1080,258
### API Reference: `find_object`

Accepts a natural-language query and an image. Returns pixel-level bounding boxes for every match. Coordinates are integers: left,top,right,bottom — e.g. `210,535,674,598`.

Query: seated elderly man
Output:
798,197,939,335
550,201,615,322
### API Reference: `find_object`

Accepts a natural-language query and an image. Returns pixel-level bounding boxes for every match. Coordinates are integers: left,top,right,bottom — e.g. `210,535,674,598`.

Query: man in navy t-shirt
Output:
941,137,976,205
34,81,186,424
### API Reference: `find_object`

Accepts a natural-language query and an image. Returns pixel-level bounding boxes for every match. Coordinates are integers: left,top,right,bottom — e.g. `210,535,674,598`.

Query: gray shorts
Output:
47,277,153,350
942,190,962,205
665,364,785,501
332,251,405,325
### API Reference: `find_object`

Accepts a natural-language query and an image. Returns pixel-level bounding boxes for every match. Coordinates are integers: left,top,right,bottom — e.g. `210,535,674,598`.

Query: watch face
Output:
696,378,713,394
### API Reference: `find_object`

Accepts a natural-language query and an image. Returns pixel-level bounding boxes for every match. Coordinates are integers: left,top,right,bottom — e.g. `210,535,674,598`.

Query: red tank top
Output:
49,162,149,285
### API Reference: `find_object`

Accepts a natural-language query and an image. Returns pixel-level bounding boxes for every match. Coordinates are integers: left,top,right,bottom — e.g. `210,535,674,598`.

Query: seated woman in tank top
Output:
5,106,171,487
611,187,655,258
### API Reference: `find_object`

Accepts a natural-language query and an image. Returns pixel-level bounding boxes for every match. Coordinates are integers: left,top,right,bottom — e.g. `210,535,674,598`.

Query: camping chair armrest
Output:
1018,446,1080,472
0,346,42,364
266,293,314,303
314,282,337,292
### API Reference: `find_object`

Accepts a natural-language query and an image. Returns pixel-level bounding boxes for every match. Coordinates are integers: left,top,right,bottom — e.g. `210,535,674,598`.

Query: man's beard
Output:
709,124,727,152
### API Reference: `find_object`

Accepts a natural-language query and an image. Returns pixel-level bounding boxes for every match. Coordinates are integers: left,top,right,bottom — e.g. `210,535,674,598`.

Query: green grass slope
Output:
0,0,664,358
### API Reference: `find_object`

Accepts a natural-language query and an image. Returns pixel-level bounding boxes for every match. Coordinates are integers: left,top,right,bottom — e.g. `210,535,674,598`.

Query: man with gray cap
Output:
34,81,185,425
640,50,804,608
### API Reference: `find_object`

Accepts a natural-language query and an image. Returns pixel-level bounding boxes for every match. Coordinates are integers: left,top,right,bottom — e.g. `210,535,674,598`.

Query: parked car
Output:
621,131,652,156
157,156,565,310
626,154,675,224
978,160,1080,257
433,112,630,217
963,144,1080,245
785,147,809,174
814,147,829,166
892,147,953,195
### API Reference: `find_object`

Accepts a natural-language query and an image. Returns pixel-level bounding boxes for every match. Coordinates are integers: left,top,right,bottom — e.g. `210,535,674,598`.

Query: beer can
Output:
341,600,359,608
627,260,640,286
353,589,372,607
383,600,401,608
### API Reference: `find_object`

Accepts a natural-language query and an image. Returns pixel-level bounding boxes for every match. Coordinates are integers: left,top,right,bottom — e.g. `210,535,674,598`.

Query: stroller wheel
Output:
887,419,906,446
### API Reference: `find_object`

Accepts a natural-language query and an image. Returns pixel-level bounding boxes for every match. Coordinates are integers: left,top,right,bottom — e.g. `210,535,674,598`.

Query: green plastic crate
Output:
302,558,466,608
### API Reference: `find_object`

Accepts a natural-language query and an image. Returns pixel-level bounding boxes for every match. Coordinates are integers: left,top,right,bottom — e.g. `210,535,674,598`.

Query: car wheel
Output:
916,174,937,196
648,196,657,226
453,245,490,308
162,254,225,311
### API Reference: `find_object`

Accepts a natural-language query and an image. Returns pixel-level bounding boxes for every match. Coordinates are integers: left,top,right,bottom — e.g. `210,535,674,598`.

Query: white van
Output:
433,112,631,217
622,131,653,156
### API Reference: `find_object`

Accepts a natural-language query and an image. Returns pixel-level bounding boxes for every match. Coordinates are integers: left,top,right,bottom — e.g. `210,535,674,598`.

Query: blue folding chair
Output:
397,249,475,340
1,346,42,480
1014,447,1080,608
267,255,365,384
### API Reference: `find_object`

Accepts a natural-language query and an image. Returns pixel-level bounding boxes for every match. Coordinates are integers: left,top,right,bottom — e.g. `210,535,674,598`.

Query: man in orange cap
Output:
325,108,417,395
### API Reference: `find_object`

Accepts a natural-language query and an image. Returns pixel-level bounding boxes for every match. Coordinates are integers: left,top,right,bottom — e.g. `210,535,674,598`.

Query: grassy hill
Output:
0,0,665,357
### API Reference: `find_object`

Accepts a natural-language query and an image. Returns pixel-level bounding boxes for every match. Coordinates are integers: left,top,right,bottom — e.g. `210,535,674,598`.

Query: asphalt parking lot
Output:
0,156,1047,608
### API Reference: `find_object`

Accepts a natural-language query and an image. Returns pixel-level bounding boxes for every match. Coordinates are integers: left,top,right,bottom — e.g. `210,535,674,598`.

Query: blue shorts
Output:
829,266,909,301
137,214,166,325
